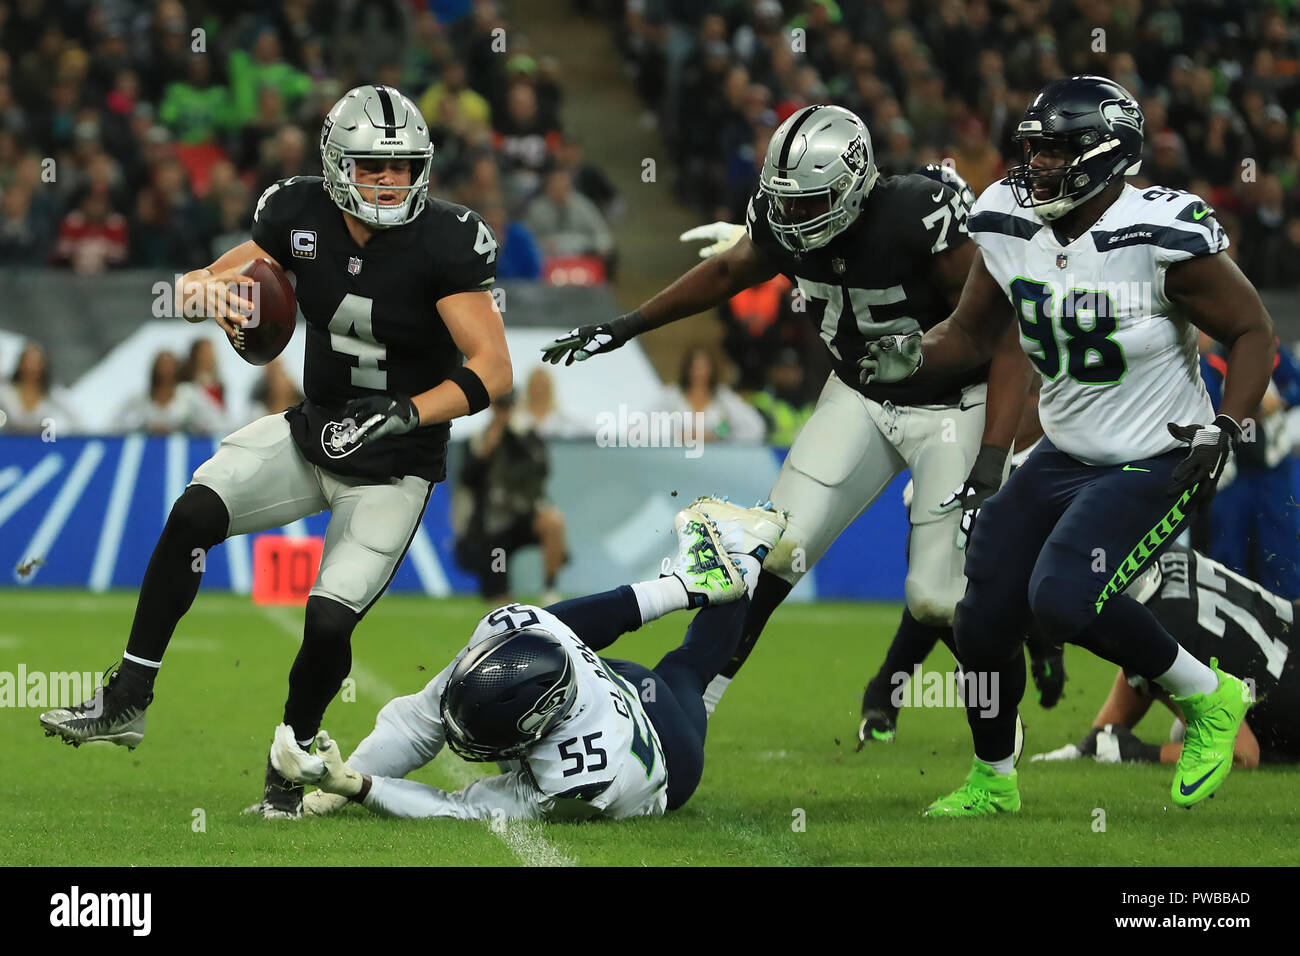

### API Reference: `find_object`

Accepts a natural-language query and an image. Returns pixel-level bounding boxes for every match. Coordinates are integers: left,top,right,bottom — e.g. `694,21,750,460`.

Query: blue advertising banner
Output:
0,436,914,600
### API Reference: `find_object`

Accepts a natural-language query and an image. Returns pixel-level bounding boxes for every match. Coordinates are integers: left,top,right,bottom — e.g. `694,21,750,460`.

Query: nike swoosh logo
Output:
931,191,945,202
1178,761,1223,796
1122,465,1151,472
457,210,472,222
1192,206,1210,221
959,401,984,411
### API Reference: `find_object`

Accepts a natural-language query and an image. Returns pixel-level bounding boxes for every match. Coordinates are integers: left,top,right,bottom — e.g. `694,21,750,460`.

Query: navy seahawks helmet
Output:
1007,75,1144,221
440,628,578,762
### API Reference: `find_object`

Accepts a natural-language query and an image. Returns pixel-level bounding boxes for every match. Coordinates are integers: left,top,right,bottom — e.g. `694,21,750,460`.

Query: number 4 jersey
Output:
342,603,669,821
969,180,1224,465
251,176,498,482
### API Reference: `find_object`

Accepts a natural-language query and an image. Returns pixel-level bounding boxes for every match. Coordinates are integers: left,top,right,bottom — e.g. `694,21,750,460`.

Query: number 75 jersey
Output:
968,179,1224,465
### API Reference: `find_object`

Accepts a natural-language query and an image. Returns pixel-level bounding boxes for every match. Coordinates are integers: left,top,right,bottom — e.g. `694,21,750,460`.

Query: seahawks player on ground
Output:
860,75,1275,814
1032,543,1299,767
543,105,1033,716
280,499,785,820
39,85,512,819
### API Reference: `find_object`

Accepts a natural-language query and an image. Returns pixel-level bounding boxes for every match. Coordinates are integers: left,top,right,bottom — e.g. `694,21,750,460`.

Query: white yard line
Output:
257,604,575,867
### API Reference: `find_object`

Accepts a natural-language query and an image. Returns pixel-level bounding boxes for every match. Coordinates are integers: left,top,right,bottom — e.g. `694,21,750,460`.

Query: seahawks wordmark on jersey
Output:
346,603,668,820
1142,545,1298,760
747,172,985,406
251,176,499,482
969,179,1223,465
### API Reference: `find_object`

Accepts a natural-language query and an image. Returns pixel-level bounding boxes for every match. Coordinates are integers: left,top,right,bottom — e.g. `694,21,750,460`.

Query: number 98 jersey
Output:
969,180,1225,465
250,176,498,481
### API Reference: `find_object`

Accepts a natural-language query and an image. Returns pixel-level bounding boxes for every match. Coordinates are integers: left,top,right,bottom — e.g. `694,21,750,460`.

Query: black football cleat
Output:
39,663,152,749
244,757,304,820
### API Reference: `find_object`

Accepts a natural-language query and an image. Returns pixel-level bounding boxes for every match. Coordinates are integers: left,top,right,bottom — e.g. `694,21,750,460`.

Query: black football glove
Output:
931,444,1007,550
343,394,419,445
1165,414,1241,503
541,323,628,366
1026,629,1067,709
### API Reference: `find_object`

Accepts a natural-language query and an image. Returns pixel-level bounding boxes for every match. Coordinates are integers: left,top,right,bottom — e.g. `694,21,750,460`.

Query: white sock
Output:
1153,645,1218,697
703,675,731,717
631,576,689,624
732,553,760,592
981,755,1016,775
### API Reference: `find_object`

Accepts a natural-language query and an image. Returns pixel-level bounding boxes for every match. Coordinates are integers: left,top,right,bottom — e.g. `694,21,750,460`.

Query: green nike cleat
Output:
1169,658,1251,808
925,760,1021,817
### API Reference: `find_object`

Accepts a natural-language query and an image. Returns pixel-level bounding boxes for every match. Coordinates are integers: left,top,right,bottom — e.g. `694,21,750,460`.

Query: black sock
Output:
123,485,229,691
545,571,557,589
865,609,953,712
965,649,1027,763
283,596,359,742
718,570,793,679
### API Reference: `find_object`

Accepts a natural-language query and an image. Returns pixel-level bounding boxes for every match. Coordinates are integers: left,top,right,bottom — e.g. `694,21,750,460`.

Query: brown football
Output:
230,257,297,366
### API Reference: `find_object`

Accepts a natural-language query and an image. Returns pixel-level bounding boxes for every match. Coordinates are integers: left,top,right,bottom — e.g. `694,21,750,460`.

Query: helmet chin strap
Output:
349,188,414,228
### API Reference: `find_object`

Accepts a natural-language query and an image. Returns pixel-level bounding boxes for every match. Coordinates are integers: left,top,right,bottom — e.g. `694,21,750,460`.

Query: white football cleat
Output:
269,722,326,784
688,495,788,563
666,507,746,608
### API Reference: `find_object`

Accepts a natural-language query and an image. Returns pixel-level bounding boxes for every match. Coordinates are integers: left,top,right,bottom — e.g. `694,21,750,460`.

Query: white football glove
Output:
312,730,364,798
1030,742,1083,762
303,790,351,816
270,722,326,784
679,222,746,258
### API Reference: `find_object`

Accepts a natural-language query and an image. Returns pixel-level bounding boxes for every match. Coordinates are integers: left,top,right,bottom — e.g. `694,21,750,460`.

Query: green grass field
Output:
4,591,1297,866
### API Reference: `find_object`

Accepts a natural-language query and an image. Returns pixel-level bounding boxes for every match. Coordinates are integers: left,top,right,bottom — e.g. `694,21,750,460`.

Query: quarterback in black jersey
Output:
543,104,1032,712
1032,543,1299,766
39,86,512,819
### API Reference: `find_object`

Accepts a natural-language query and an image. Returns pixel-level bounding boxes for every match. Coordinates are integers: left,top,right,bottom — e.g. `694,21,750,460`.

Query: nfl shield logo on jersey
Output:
348,256,363,276
1056,253,1069,269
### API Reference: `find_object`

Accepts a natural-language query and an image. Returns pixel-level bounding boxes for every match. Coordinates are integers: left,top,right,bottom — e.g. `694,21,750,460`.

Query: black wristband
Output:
350,775,372,804
1213,413,1243,447
608,308,651,344
449,365,490,415
969,444,1009,487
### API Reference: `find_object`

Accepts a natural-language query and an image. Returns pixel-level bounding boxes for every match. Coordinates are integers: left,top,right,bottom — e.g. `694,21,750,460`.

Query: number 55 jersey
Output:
968,180,1226,465
341,603,669,821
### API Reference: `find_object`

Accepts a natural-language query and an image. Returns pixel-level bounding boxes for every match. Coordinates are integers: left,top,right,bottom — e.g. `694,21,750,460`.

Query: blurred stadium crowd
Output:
4,0,1300,592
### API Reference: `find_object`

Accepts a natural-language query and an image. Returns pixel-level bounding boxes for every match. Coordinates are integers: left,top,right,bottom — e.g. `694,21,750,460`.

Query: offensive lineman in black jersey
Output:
542,104,1033,713
1032,543,1300,766
39,86,513,819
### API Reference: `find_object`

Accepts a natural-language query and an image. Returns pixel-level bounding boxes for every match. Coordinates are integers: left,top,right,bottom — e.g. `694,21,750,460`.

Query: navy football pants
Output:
956,438,1196,761
547,588,749,810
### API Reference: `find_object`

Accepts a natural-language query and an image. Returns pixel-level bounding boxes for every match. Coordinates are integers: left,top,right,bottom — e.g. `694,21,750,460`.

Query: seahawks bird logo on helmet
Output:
1007,75,1144,222
760,104,880,252
439,628,579,762
320,85,434,228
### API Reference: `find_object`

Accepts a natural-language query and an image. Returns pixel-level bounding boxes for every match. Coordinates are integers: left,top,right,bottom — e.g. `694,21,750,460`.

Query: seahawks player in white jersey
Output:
860,75,1276,814
1032,543,1299,767
279,500,785,820
542,105,1032,717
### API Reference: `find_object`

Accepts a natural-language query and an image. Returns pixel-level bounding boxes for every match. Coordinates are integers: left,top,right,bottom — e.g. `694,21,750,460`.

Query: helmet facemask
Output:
323,148,432,228
763,165,876,252
1008,117,1141,221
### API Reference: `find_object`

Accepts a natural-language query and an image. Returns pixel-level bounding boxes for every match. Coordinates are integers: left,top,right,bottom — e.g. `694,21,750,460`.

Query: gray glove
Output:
858,333,923,385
